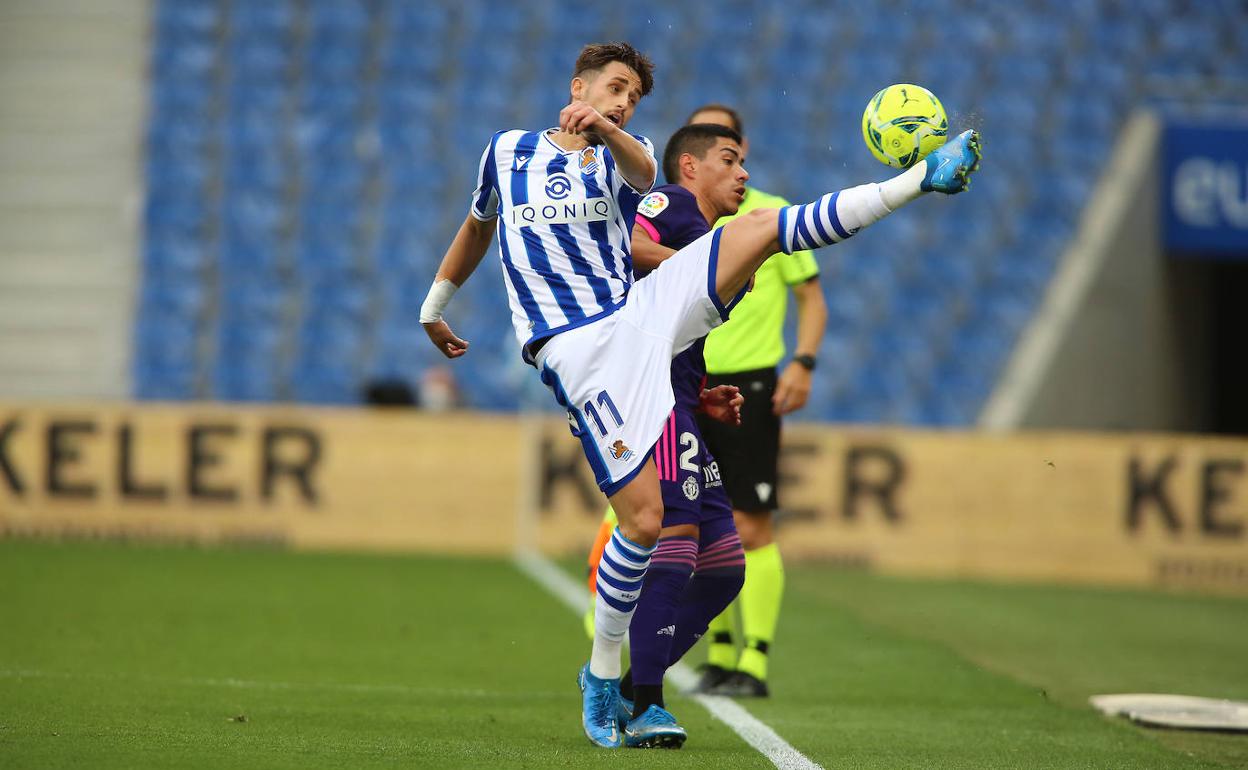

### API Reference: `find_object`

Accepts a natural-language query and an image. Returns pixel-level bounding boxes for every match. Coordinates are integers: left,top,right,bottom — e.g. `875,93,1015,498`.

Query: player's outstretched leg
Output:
710,129,982,306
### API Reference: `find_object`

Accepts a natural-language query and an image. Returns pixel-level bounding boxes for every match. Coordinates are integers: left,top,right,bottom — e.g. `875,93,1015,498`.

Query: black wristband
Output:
793,354,817,371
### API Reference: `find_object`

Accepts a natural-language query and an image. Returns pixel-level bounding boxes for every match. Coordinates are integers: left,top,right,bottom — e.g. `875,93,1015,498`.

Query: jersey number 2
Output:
679,432,699,472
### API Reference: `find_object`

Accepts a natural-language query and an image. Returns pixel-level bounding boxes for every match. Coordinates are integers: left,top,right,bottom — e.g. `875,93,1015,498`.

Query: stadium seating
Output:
136,0,1248,423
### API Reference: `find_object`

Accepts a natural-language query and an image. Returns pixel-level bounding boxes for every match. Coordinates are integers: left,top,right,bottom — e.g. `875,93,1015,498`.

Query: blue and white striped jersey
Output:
469,128,656,363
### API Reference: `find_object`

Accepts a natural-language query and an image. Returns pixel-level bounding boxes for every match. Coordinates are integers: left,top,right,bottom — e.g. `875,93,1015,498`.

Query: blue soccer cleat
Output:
617,693,634,728
577,663,622,748
623,704,688,749
921,129,982,194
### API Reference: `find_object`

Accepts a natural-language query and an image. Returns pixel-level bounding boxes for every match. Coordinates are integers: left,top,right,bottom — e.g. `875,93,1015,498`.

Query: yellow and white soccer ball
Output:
861,84,948,169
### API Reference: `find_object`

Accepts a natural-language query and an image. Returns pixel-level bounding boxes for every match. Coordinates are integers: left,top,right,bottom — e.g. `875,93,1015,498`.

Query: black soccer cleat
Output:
709,670,770,698
691,664,732,694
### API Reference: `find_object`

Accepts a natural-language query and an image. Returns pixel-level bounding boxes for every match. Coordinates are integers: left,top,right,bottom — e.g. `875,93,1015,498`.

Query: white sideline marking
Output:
514,550,824,770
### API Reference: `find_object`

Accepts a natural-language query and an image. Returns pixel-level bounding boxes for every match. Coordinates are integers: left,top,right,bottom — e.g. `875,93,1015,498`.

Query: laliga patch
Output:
579,146,600,175
637,192,669,219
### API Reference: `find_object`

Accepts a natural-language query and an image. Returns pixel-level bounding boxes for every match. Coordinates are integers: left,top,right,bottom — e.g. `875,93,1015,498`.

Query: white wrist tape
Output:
419,279,458,323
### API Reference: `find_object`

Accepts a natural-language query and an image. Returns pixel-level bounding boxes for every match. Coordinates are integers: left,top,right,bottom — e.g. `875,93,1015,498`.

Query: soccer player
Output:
600,122,754,748
686,104,826,698
420,42,981,748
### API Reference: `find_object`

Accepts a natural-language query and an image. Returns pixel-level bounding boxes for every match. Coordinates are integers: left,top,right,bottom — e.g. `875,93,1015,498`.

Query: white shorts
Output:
536,228,742,496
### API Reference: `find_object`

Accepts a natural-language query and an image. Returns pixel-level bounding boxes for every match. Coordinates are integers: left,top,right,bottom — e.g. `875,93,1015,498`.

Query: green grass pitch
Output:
1,540,1245,768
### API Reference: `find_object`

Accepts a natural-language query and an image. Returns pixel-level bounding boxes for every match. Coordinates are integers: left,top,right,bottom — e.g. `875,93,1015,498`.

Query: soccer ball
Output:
861,84,948,169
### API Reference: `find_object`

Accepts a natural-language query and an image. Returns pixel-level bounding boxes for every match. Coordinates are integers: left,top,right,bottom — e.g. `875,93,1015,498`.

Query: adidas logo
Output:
657,625,675,636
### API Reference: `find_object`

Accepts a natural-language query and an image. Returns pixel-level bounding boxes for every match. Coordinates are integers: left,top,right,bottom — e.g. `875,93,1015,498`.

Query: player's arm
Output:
421,214,497,358
560,102,655,192
630,221,676,273
774,276,827,415
599,127,656,193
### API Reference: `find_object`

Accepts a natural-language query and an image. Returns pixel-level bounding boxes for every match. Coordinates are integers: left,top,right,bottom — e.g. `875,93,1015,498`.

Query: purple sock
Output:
667,529,746,666
628,536,697,689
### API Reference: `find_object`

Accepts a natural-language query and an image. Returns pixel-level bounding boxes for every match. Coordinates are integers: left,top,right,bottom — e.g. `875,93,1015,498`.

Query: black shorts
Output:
695,367,780,513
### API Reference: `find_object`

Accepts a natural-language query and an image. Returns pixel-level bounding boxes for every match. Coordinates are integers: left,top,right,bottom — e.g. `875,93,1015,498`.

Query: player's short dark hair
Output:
662,123,743,184
686,103,744,137
574,42,655,97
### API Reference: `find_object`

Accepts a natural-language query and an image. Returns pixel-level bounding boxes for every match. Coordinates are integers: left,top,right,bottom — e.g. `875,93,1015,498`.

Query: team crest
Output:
579,146,599,175
610,440,634,461
682,476,700,501
637,191,669,219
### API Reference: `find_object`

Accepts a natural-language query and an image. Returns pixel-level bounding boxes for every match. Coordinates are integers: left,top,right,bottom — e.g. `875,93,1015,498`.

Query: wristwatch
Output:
793,354,817,371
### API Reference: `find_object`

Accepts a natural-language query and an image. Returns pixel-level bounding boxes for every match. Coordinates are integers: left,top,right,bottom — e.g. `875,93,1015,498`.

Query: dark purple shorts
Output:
653,409,735,543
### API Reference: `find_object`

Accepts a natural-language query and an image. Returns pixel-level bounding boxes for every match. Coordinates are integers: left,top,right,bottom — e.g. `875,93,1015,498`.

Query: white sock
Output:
777,163,929,254
588,527,653,680
878,161,929,210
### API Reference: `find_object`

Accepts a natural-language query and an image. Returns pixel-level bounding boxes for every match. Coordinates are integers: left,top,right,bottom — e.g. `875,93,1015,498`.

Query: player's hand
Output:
559,100,616,141
700,385,743,426
773,361,812,416
422,320,469,359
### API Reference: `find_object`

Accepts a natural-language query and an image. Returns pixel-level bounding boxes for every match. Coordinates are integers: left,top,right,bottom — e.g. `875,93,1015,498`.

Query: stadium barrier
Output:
0,403,523,553
1,403,1245,593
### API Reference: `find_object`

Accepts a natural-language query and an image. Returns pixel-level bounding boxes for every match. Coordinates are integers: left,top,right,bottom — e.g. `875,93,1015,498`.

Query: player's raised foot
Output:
623,704,688,749
709,670,770,698
691,663,732,694
920,129,982,194
577,663,622,748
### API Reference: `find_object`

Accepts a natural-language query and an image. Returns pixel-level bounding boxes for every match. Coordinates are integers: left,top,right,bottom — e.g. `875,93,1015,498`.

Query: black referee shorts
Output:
695,367,780,513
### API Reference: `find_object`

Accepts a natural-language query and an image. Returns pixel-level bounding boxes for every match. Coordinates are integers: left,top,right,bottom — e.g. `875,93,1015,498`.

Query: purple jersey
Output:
635,185,712,414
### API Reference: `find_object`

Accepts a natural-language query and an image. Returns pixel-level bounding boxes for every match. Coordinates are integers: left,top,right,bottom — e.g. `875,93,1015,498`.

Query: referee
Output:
687,104,827,697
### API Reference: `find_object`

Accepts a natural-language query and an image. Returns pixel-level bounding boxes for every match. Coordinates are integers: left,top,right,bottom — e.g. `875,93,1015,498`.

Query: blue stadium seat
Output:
135,308,199,366
214,321,284,403
308,0,371,31
143,236,210,280
218,280,286,324
231,0,296,36
214,361,281,402
292,369,361,404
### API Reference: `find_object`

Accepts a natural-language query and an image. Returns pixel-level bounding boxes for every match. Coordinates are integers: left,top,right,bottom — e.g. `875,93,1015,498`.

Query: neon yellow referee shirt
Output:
704,187,819,374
